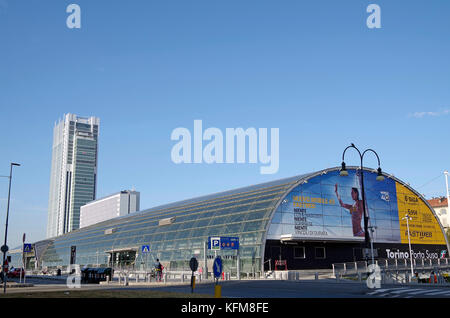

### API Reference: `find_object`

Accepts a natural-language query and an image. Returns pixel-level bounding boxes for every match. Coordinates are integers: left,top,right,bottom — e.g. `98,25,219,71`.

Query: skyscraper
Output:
47,113,100,238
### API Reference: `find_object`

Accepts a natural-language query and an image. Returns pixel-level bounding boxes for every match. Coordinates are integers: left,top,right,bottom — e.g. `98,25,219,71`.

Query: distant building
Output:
80,190,140,228
428,197,449,229
47,113,100,238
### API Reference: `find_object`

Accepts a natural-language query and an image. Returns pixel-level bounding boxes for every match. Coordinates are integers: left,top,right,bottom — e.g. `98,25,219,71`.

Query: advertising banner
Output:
267,169,446,245
396,183,445,245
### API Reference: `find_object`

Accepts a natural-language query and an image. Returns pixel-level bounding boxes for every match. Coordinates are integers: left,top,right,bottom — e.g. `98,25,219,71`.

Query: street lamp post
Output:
402,214,414,277
340,144,384,266
1,162,20,293
445,171,449,230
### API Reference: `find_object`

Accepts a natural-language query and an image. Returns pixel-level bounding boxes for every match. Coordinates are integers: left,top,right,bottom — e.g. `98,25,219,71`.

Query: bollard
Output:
181,274,185,283
358,272,362,282
315,272,319,280
336,273,340,283
214,284,222,298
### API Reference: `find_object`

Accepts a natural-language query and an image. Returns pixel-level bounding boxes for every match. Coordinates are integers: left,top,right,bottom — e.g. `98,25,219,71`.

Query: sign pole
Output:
445,171,450,232
203,241,208,280
213,256,222,298
406,215,414,277
20,234,25,284
189,257,198,294
237,248,240,280
20,243,23,284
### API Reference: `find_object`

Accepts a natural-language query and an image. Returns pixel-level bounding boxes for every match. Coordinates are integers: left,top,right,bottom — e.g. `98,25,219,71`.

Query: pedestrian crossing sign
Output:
141,245,150,253
23,243,32,253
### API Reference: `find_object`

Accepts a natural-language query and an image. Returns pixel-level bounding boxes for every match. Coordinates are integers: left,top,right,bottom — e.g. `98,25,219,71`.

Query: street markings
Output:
368,287,450,298
423,290,450,296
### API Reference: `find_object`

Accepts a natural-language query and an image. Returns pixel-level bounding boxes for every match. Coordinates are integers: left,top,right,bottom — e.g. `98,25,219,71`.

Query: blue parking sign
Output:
210,237,221,251
208,237,239,250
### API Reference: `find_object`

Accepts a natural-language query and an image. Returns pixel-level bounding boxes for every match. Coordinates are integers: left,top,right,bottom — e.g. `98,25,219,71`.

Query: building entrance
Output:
107,248,137,270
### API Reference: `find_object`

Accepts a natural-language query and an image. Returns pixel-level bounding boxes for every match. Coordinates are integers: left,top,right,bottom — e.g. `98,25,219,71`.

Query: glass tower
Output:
47,114,100,238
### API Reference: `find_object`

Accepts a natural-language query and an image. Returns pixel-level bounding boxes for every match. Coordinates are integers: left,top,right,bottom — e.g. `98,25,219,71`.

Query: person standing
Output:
154,259,163,282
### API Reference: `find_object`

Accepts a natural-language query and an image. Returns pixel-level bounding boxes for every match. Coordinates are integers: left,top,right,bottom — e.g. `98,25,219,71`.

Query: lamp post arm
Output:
342,144,362,162
361,149,381,168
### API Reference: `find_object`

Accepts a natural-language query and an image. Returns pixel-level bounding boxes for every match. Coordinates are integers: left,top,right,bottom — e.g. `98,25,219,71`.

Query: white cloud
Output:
409,109,450,118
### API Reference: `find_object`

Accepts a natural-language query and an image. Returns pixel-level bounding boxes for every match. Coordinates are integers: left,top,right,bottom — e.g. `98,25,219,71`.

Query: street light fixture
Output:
376,167,385,182
340,144,384,266
1,162,20,294
339,162,349,176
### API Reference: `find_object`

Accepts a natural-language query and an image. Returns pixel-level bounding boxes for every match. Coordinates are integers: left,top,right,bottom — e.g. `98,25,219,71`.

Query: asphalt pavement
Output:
3,276,450,298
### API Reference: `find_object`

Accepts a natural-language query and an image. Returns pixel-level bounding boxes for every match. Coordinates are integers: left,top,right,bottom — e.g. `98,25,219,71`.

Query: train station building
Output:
13,167,449,275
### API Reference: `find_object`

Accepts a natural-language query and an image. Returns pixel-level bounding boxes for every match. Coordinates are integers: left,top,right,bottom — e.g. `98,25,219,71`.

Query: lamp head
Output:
376,167,384,181
11,163,21,167
339,162,348,177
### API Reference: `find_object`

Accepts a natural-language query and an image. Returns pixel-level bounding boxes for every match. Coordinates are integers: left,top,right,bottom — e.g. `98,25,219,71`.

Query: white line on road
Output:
389,288,424,294
406,289,445,295
421,290,450,296
367,288,392,295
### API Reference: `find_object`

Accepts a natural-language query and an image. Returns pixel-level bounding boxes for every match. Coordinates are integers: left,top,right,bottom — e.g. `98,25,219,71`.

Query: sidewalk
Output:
0,282,34,288
26,275,67,281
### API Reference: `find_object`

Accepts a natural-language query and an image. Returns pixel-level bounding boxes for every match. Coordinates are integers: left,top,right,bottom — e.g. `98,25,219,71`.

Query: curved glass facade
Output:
15,167,448,273
34,174,310,273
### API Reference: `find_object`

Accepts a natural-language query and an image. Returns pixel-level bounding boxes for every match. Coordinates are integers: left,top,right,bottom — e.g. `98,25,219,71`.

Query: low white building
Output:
80,190,140,228
428,197,449,229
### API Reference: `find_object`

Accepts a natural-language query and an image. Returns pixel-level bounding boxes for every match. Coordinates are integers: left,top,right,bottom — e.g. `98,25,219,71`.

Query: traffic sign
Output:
213,256,223,279
70,246,76,265
208,237,239,250
221,237,239,250
141,245,150,253
210,237,221,251
189,257,198,272
23,244,32,253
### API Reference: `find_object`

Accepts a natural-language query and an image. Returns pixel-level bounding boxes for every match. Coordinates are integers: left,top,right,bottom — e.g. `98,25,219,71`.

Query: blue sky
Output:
0,0,449,248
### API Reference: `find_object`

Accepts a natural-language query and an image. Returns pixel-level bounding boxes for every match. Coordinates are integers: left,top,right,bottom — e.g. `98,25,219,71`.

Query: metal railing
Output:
332,258,450,280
